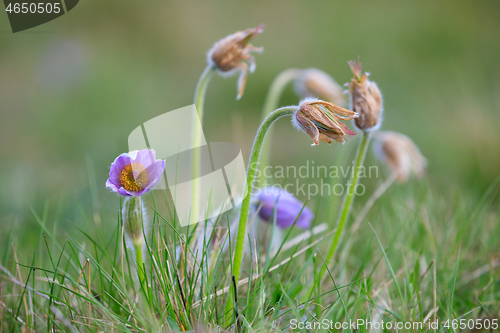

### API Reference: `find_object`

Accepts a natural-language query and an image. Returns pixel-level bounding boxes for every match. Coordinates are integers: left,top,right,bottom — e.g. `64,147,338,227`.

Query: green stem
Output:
323,131,372,274
232,106,297,281
258,68,301,187
224,106,296,326
191,65,216,225
302,131,371,303
123,196,148,292
194,65,217,121
134,242,146,291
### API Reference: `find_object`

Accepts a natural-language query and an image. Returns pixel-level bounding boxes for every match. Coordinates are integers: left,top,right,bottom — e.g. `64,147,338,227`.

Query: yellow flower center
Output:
119,163,149,192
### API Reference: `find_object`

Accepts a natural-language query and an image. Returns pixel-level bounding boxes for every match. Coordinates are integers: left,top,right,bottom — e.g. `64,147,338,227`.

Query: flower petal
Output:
106,149,165,197
106,179,133,196
258,187,314,229
108,154,131,187
134,149,157,168
294,110,320,145
141,159,166,191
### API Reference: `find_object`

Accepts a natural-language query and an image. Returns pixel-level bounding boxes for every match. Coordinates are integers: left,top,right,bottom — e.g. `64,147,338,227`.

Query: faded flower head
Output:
294,68,347,108
292,98,358,145
257,187,314,229
347,58,383,131
373,131,427,183
106,149,165,196
207,25,264,100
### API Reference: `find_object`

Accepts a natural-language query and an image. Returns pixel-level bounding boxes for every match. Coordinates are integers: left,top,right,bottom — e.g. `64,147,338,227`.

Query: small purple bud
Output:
257,187,314,229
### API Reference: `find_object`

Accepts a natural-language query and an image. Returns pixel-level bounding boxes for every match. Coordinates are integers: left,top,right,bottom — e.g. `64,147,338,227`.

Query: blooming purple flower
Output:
257,187,314,229
106,149,165,196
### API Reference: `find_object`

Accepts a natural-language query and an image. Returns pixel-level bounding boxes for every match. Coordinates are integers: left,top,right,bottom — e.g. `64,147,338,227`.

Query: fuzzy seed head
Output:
347,58,383,131
207,25,264,100
373,131,427,183
294,68,347,107
292,98,358,145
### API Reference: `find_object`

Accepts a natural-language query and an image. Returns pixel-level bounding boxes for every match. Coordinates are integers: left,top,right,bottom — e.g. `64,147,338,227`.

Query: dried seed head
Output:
207,25,264,100
347,58,383,131
292,98,358,145
373,131,427,183
294,68,347,107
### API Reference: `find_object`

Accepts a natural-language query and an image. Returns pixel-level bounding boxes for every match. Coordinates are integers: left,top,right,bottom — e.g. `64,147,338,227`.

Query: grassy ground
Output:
0,153,498,331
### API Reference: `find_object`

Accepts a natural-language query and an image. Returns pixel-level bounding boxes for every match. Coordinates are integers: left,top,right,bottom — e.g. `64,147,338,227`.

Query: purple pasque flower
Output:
257,187,314,229
106,149,165,196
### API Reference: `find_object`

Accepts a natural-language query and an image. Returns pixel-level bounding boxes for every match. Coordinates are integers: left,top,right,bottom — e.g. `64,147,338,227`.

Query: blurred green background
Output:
1,0,499,242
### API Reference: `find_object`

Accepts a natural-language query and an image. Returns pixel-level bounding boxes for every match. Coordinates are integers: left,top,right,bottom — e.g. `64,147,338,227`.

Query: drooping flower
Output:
256,187,314,229
294,68,347,107
292,98,358,145
106,149,165,196
373,131,427,183
347,58,383,131
207,25,264,100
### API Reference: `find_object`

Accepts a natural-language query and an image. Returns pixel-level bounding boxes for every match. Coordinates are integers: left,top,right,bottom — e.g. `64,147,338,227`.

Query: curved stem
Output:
224,106,296,327
191,65,216,225
194,65,217,120
232,106,298,282
258,69,301,187
323,131,372,273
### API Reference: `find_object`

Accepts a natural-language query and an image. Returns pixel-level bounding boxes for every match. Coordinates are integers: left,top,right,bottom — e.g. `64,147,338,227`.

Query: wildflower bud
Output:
347,58,383,131
122,196,146,247
207,25,264,100
294,68,347,107
373,131,427,183
257,187,313,229
292,98,358,145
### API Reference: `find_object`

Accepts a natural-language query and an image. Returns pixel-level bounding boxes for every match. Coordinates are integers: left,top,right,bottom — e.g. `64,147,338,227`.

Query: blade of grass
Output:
368,223,405,305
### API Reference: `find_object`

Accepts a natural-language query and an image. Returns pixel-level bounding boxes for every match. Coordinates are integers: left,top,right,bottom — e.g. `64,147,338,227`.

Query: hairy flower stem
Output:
225,106,296,324
123,196,147,292
324,131,371,273
233,106,297,280
134,243,146,289
258,69,301,186
302,131,371,302
191,65,216,227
